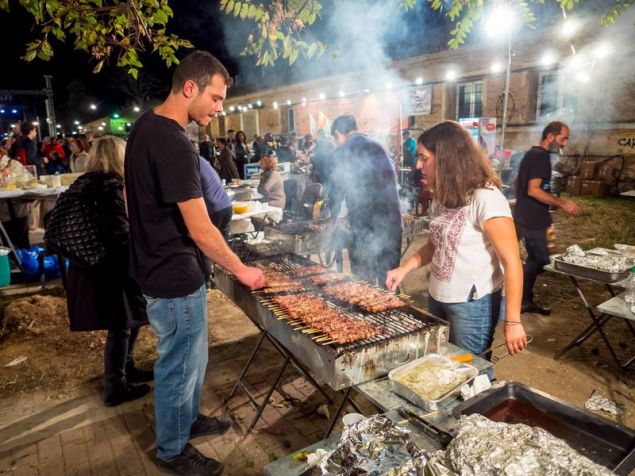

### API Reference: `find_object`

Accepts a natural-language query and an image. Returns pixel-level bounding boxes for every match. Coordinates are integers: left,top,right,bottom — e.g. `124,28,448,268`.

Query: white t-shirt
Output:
428,186,512,303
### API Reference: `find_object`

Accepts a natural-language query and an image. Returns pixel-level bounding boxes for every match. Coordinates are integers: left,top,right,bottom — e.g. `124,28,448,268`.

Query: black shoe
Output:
157,443,224,476
127,366,154,383
190,414,232,439
104,384,150,407
521,303,552,315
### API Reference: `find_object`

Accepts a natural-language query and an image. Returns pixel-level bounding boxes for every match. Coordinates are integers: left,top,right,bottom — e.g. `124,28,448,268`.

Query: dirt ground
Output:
0,195,633,462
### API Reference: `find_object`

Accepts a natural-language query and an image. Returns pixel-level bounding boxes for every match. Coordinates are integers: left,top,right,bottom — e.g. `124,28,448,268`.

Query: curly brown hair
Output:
418,121,500,209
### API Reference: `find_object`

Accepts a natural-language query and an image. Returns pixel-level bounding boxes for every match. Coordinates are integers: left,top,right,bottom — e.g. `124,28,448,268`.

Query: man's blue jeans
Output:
428,288,503,361
145,284,208,460
518,228,550,307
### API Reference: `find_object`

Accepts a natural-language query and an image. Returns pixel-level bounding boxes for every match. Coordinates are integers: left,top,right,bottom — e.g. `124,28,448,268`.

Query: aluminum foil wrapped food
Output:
561,246,635,273
319,415,427,475
426,414,614,476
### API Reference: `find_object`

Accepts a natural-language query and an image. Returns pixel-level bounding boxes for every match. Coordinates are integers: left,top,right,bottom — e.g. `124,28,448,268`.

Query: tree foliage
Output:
0,0,630,74
0,0,193,78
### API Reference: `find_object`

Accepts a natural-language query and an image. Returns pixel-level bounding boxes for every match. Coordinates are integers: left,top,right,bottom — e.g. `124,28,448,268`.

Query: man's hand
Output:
385,267,408,291
234,265,265,290
560,199,581,216
504,323,527,355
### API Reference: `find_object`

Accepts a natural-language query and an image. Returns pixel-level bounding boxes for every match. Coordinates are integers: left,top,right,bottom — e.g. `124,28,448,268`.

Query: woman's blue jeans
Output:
428,288,504,362
145,284,208,460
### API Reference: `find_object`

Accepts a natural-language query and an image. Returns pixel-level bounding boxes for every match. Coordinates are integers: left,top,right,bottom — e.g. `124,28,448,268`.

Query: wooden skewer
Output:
302,329,320,334
319,340,336,345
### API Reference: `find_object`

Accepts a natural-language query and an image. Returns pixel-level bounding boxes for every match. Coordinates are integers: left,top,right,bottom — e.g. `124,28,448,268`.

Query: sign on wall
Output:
403,85,432,116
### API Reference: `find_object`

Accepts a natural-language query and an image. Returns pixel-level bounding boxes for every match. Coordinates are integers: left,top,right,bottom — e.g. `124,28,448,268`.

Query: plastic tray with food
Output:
388,353,478,411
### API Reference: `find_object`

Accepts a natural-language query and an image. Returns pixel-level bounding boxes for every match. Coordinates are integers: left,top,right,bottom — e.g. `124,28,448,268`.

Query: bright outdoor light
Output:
9,124,15,128
415,77,423,85
273,101,279,109
90,104,97,110
74,120,80,125
490,62,503,73
101,122,106,127
541,52,557,67
113,113,120,119
98,126,104,131
385,82,393,90
561,19,579,39
338,90,345,97
118,126,123,131
126,123,131,127
318,93,326,100
593,42,613,59
301,97,307,103
446,71,457,81
247,103,253,109
11,109,17,114
0,109,5,113
133,106,140,112
256,100,262,106
229,106,235,112
286,99,292,106
569,54,585,68
485,5,517,37
32,122,38,126
363,88,371,94
56,124,61,129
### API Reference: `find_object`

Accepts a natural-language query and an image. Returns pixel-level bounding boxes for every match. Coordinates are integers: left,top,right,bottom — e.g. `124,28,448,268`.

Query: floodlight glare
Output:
338,90,345,97
490,62,503,73
485,5,517,37
561,19,579,39
446,71,457,81
541,52,557,67
415,77,423,85
273,101,279,109
593,42,612,59
90,104,97,110
133,106,140,112
318,93,326,100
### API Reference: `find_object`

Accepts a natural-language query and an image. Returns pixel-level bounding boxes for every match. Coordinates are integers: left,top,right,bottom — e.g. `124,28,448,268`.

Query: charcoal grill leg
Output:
229,329,267,399
249,354,291,429
324,388,352,439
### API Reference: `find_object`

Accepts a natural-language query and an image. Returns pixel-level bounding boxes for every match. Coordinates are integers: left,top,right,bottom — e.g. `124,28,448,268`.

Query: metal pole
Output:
500,29,512,158
43,75,57,137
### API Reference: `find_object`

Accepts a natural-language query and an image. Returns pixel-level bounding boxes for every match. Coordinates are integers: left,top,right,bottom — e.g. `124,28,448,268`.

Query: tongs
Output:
478,335,533,363
397,407,453,447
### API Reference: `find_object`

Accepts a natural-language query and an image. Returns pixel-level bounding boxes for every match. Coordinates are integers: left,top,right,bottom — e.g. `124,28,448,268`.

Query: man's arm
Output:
178,197,265,289
527,178,581,215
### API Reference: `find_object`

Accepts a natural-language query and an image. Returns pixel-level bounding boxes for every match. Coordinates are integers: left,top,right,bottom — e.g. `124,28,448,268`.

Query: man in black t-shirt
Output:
125,51,264,476
514,121,580,315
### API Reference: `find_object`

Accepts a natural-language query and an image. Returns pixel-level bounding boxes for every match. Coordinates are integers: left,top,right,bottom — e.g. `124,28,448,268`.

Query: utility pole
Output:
43,75,57,137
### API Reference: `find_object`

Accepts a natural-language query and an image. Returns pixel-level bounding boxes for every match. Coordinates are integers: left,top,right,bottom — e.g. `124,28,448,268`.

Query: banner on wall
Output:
403,85,432,116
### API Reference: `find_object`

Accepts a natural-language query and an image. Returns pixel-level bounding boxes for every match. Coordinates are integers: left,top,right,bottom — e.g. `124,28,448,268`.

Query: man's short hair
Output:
171,50,232,93
216,138,227,145
541,121,568,140
331,115,358,137
19,122,34,136
227,129,235,134
402,130,410,137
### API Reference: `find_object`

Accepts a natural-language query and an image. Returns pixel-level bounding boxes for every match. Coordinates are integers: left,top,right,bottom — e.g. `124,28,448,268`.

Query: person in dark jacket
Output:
217,137,239,182
329,115,403,286
65,135,151,407
234,130,250,179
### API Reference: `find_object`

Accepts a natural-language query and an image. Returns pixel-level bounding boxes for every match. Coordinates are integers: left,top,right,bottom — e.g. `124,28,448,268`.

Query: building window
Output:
537,71,577,119
456,80,483,119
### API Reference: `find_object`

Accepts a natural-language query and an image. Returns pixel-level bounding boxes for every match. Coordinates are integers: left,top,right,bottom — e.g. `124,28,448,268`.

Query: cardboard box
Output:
580,179,606,197
566,176,583,196
579,161,597,179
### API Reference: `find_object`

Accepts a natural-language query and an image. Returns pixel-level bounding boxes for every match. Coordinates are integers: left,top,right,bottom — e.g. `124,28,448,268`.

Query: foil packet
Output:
426,414,614,476
585,390,623,416
319,415,427,476
561,247,635,273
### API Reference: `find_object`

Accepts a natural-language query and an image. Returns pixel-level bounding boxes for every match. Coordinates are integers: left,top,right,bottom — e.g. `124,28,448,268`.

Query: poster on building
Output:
403,85,432,116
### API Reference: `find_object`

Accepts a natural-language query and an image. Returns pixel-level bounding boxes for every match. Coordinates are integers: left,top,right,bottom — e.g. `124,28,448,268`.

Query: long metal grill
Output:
250,254,443,356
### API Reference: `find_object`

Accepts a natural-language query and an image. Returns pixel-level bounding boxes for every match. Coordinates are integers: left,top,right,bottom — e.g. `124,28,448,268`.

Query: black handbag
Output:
44,180,106,267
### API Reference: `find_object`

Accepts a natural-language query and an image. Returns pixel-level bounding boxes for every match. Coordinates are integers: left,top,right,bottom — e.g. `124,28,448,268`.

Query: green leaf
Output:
233,1,242,16
128,67,139,79
240,2,248,19
93,59,105,73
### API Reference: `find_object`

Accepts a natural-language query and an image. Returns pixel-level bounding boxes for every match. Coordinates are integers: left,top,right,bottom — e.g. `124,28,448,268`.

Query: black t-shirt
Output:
514,146,552,230
124,110,205,298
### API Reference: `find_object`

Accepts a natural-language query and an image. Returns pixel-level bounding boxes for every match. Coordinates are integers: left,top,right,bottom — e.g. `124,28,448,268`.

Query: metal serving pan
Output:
553,257,631,283
452,382,635,475
389,354,478,412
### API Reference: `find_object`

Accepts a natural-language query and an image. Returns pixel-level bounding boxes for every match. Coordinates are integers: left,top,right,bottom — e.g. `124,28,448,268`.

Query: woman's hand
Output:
385,267,408,291
504,322,527,355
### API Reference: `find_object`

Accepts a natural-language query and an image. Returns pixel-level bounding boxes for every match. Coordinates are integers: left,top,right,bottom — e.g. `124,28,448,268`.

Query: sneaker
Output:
157,443,224,475
190,414,232,439
103,384,150,407
521,303,552,315
126,366,154,383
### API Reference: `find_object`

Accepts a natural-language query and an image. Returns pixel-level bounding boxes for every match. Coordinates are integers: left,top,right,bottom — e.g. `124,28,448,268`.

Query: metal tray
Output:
553,257,631,283
452,382,635,475
388,354,477,411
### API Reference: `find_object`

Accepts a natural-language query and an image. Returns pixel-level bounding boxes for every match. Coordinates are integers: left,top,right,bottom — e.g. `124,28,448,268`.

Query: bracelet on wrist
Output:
504,321,522,326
